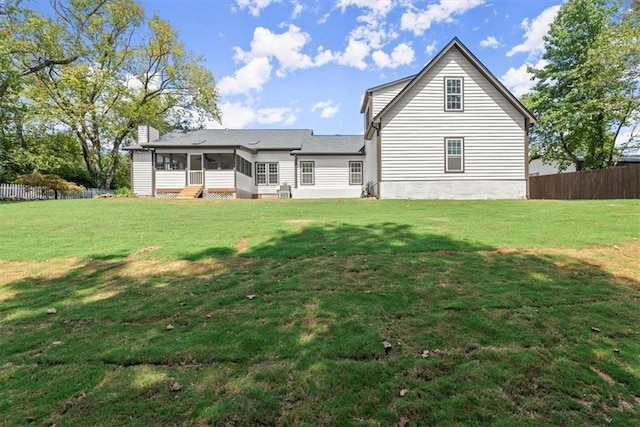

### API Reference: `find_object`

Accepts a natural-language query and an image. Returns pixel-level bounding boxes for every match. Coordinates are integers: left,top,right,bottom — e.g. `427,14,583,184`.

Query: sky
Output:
41,0,567,135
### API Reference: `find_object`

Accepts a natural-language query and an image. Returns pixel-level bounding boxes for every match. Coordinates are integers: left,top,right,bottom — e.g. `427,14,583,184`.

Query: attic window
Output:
445,77,463,111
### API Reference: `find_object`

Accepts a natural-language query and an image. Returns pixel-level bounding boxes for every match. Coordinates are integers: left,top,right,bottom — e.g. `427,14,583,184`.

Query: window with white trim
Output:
300,161,314,185
445,77,463,111
256,162,278,185
349,161,363,185
445,138,464,172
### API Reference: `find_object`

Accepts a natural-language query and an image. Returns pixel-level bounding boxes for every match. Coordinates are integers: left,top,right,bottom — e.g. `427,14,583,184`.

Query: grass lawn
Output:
1,198,639,426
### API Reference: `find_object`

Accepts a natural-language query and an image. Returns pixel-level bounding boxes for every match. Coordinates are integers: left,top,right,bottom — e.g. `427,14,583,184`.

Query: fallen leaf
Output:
52,341,62,345
398,416,409,427
46,308,57,315
206,314,212,319
591,327,601,332
166,324,175,330
247,294,256,300
400,388,408,397
421,350,430,358
179,302,187,306
170,382,182,392
382,340,392,353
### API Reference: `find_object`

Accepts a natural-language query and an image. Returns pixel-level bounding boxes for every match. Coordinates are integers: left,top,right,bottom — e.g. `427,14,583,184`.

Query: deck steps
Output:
176,186,203,199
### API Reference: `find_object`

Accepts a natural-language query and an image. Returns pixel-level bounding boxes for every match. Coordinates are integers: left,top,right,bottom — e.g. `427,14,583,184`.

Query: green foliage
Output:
114,186,135,197
22,0,221,189
15,172,84,195
525,0,640,170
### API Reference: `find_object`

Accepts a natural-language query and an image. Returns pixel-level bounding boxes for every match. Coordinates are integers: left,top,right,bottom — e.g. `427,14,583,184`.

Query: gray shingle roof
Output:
292,135,364,154
129,128,364,155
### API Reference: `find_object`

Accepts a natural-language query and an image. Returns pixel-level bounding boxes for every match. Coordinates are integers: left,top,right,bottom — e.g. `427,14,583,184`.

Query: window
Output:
256,162,278,185
204,153,234,170
235,156,252,177
300,161,314,185
349,161,363,185
155,153,186,170
445,138,464,172
445,77,463,111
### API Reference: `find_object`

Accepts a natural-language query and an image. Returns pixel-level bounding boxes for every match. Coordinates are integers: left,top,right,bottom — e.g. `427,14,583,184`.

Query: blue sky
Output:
46,0,567,134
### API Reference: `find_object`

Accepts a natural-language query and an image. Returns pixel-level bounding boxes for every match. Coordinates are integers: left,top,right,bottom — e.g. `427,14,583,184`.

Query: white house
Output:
126,128,365,199
126,37,535,200
362,37,535,199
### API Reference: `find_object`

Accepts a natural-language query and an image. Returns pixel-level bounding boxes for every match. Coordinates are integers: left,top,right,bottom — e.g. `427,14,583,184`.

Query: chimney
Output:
137,124,160,144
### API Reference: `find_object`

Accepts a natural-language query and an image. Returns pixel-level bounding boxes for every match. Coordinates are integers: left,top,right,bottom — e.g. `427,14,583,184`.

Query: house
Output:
125,127,365,199
361,37,535,199
126,37,534,200
529,155,640,176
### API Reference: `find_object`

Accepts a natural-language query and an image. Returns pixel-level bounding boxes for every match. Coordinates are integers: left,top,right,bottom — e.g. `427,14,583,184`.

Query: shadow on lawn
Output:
2,222,639,426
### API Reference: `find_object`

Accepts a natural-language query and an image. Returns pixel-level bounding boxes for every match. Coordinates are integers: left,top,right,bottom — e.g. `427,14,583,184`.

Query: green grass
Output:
1,198,639,426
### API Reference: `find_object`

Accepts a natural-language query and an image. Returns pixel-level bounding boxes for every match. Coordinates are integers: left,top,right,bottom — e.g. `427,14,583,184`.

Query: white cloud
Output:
425,41,438,55
336,0,395,18
372,43,415,69
218,24,323,95
507,5,561,58
291,1,303,19
315,48,336,66
336,38,370,70
246,25,314,73
500,59,547,98
318,12,330,24
217,57,272,96
400,0,485,36
480,36,501,49
235,0,280,17
207,101,298,128
311,100,340,118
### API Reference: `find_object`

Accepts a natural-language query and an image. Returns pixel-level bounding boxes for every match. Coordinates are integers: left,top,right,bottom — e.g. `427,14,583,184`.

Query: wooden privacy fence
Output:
0,183,113,200
529,165,640,199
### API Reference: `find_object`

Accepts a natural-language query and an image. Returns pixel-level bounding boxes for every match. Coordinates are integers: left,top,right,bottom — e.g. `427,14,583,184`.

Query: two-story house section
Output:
362,37,536,199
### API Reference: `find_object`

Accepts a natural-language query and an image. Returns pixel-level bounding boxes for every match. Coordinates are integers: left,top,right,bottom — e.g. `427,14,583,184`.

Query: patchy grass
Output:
0,198,639,426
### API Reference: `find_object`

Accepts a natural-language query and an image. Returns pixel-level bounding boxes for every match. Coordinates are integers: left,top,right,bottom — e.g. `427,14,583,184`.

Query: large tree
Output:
523,0,640,171
25,0,221,188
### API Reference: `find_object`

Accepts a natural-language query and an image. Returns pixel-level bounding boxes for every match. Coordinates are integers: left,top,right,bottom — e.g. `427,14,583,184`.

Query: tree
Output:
25,0,221,188
524,0,640,171
15,172,84,199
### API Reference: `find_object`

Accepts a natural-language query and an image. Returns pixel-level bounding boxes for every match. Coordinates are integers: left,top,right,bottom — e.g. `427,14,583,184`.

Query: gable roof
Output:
360,75,415,113
366,37,535,130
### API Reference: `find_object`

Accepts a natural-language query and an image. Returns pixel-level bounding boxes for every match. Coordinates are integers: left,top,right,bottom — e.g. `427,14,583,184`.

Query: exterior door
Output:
188,154,203,185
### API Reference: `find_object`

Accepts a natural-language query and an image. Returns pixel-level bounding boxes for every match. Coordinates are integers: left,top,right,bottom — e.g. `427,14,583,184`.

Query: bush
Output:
114,187,135,197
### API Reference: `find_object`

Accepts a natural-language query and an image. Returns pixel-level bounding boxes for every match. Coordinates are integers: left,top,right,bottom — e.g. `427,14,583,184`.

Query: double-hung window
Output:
256,162,278,185
445,77,463,111
445,138,464,172
300,161,314,185
349,161,363,185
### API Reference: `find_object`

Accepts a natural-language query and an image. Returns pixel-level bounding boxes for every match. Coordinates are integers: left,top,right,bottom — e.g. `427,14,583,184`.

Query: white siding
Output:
235,171,253,198
132,151,153,196
293,156,363,198
372,80,408,116
204,170,234,188
156,171,186,189
253,152,294,195
378,47,526,198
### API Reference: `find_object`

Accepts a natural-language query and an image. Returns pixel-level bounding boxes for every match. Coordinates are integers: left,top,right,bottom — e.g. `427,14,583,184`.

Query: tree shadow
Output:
1,222,639,426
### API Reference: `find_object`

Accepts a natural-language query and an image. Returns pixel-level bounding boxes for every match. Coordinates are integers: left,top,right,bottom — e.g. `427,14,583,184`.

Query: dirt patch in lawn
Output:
236,238,250,254
591,367,616,385
284,219,314,233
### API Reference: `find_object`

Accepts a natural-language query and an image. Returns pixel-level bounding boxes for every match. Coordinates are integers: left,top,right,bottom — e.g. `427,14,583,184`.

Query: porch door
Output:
188,154,203,186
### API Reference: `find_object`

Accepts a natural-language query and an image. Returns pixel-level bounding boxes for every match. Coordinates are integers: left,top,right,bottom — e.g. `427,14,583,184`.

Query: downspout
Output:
151,149,156,197
294,154,298,189
524,118,531,199
373,121,382,198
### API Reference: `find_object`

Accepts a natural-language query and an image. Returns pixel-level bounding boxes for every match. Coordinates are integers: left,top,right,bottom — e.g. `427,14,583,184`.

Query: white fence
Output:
0,183,114,200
